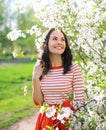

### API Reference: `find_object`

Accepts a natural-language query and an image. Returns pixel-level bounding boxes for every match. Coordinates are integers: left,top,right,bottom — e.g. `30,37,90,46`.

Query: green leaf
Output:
65,120,71,128
68,93,75,100
46,125,53,130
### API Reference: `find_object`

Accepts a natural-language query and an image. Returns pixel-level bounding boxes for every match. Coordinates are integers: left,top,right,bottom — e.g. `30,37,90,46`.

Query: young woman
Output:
32,28,85,130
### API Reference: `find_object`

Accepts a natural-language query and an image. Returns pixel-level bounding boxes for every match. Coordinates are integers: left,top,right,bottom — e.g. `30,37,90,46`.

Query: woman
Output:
32,28,85,130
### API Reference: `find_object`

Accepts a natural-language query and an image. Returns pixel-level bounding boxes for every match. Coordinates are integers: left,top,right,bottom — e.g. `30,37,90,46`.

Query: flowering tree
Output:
7,0,106,129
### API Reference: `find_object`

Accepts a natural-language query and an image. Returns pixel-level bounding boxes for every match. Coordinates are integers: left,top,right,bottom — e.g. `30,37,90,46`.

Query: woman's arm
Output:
32,60,44,105
72,63,85,101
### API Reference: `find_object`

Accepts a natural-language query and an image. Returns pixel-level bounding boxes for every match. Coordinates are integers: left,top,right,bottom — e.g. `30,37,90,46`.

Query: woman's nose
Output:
57,39,62,44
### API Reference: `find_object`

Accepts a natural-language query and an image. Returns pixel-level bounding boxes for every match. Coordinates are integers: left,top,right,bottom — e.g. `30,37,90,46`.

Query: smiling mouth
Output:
55,46,63,49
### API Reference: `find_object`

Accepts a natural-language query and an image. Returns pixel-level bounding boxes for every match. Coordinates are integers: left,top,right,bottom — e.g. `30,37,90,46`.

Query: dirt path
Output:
2,112,38,130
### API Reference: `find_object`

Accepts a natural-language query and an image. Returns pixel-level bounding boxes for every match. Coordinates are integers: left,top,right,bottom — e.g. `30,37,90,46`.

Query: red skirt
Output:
35,100,75,130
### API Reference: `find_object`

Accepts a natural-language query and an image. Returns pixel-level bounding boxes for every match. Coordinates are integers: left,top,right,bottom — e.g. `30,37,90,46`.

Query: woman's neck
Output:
49,54,62,66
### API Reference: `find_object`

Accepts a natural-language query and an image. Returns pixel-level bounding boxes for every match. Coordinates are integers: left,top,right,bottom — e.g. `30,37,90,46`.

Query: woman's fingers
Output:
33,60,44,79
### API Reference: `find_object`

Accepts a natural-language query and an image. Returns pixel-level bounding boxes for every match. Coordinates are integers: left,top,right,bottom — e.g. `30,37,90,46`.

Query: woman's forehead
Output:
50,30,64,37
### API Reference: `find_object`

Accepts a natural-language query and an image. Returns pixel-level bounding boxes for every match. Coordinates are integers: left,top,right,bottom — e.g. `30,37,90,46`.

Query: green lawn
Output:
0,62,38,129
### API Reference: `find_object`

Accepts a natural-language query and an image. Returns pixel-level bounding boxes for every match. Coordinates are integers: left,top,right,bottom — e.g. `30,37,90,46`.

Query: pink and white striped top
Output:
40,62,85,104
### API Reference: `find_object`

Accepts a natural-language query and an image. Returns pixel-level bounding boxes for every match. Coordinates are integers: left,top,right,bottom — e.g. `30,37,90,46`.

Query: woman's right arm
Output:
32,60,44,105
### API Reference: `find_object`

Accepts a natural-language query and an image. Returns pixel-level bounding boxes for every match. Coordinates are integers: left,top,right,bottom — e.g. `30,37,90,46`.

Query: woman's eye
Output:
53,37,57,40
61,38,65,41
52,37,65,41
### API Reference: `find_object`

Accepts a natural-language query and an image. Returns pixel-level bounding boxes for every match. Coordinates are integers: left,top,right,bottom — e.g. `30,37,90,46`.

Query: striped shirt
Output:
40,62,85,104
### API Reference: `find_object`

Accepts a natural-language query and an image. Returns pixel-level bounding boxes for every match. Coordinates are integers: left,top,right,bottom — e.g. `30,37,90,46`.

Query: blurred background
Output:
0,0,39,129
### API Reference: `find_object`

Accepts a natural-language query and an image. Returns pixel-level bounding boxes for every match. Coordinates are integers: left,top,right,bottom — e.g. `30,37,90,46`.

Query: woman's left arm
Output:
72,63,85,101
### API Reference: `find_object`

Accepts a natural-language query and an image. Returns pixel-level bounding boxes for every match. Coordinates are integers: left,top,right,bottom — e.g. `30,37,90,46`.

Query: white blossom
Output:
12,51,18,58
39,106,45,114
27,25,41,36
86,62,98,75
46,106,56,118
82,121,89,129
7,30,26,41
74,121,81,130
55,127,59,130
16,0,31,13
24,85,27,96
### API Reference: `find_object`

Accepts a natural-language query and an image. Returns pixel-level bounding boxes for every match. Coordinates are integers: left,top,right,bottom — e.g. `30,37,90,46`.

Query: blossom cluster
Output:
11,0,106,78
39,88,106,130
7,29,26,41
31,0,106,78
16,0,31,13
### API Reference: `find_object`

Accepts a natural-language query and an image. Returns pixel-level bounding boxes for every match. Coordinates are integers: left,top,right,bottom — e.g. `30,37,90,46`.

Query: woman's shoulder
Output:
72,62,80,67
71,62,81,70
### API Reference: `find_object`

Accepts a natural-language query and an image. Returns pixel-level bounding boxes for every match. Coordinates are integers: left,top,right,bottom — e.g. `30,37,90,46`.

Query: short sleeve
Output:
72,63,85,101
33,98,44,106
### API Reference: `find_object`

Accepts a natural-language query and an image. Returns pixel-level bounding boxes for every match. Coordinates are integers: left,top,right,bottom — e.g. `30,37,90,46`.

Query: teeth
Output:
55,46,62,48
56,47,61,49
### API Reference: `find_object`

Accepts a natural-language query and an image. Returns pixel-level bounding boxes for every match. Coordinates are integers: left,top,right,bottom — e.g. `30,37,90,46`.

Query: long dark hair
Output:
41,28,73,74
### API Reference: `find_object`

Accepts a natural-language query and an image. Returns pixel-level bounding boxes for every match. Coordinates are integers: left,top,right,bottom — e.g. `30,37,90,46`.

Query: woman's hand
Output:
32,60,44,79
32,60,44,105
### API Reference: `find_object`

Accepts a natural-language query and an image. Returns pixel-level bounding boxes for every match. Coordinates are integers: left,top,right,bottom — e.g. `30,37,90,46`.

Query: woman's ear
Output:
40,60,45,68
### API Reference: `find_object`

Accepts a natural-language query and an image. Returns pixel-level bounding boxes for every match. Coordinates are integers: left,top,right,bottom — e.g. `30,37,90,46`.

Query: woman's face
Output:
48,30,66,55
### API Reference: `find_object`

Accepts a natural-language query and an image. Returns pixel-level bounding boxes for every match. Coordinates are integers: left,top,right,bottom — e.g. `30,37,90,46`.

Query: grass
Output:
0,62,38,129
